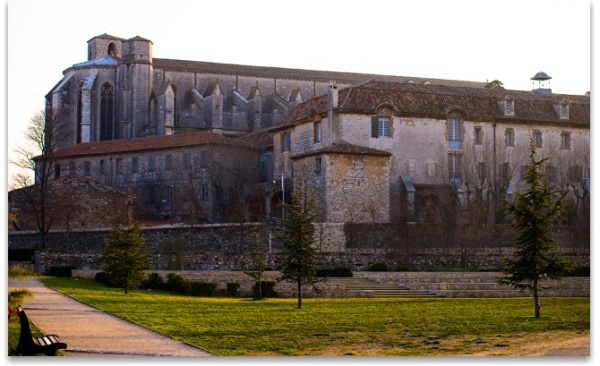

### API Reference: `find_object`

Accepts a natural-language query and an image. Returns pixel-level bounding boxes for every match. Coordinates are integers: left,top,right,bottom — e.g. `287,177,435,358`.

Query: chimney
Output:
327,81,340,144
328,81,338,109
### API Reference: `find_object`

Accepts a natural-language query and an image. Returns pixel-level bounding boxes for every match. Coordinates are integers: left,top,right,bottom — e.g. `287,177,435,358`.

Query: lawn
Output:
39,277,589,356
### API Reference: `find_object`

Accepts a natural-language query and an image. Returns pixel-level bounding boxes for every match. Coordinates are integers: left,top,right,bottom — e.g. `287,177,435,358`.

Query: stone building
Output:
273,80,590,228
45,34,483,151
44,131,264,223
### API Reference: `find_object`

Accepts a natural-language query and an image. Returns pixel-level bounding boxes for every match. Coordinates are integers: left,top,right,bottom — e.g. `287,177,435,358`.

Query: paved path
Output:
9,278,213,357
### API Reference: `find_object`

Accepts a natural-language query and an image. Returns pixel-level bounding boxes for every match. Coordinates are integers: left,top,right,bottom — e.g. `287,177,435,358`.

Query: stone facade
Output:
274,81,590,230
47,34,483,150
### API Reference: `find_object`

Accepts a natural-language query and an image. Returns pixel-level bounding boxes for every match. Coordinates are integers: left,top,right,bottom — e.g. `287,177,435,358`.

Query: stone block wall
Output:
8,221,589,275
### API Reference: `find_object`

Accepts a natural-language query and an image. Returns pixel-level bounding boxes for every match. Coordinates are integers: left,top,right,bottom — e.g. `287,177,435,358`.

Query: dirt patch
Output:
459,331,590,356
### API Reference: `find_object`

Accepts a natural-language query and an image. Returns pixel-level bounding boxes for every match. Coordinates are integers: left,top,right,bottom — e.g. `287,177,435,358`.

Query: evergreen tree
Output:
496,138,575,317
102,222,149,294
276,179,323,309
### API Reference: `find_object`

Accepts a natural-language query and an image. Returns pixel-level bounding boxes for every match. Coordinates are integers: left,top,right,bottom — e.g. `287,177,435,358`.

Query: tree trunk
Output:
297,280,302,309
533,279,541,318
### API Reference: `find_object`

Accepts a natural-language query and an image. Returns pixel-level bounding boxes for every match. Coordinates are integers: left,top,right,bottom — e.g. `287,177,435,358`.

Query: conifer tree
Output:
102,221,149,294
276,179,323,309
497,137,574,317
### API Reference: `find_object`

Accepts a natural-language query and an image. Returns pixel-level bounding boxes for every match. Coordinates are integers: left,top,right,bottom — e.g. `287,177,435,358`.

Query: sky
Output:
2,0,593,188
0,1,596,361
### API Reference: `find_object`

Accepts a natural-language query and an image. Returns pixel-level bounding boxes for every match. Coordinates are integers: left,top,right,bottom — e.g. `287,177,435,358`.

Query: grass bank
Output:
41,277,589,356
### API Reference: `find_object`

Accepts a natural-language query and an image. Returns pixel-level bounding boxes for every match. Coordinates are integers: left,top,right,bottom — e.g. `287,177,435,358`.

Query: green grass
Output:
39,277,589,356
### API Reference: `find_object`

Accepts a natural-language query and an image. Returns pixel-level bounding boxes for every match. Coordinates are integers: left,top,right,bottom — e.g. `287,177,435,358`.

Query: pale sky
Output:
2,0,593,188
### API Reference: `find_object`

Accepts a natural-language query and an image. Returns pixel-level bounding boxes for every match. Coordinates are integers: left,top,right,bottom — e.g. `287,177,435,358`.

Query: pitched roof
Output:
152,58,487,88
275,81,590,129
291,141,391,159
48,132,260,159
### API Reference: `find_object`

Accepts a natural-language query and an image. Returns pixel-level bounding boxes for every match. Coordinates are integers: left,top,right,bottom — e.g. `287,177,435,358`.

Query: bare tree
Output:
10,110,71,247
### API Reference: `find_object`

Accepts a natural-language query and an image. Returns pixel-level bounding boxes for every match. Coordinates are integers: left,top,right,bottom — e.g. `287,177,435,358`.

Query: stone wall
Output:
8,222,589,275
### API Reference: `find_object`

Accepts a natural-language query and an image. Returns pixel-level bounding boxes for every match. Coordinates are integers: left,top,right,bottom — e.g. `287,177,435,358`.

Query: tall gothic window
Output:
100,82,114,141
77,82,83,143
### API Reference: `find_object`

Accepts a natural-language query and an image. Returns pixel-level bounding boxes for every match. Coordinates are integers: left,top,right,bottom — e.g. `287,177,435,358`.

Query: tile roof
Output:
236,130,273,150
275,81,590,129
291,141,392,159
152,58,487,88
48,132,260,160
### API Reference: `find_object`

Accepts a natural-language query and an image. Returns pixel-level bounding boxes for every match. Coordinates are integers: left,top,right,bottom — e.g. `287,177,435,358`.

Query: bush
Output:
565,266,590,277
226,282,241,296
394,262,411,271
166,273,188,292
48,265,77,277
8,249,35,261
253,281,276,298
316,267,353,277
94,271,112,285
185,282,217,296
141,272,165,290
367,263,388,272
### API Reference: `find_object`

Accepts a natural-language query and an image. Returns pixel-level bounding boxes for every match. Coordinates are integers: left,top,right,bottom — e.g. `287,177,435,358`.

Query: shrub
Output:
166,273,187,292
141,272,165,290
565,266,590,277
94,271,112,285
226,282,241,296
316,267,353,277
48,265,77,277
394,262,411,271
185,282,217,296
253,281,276,298
367,263,388,272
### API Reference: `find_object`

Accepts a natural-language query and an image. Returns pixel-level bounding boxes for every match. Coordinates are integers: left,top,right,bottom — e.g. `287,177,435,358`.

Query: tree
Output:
276,179,323,309
496,137,575,318
101,221,149,294
10,110,71,247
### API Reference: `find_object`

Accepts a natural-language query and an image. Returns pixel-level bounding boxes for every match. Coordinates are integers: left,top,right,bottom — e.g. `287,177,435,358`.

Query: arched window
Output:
77,82,83,143
107,42,117,57
100,82,114,141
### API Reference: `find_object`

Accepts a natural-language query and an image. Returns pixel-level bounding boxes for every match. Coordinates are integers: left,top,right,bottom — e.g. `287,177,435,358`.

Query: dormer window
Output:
555,99,570,120
498,96,515,116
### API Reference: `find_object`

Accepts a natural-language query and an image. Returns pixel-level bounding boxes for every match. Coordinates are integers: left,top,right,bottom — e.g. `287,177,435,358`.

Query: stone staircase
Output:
342,272,590,298
332,277,438,298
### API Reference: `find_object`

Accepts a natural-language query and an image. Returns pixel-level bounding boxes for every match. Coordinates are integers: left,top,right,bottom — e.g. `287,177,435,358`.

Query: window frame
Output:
533,131,543,148
448,153,463,185
474,127,483,145
447,116,463,149
561,132,571,150
371,116,392,138
313,122,322,143
505,129,515,147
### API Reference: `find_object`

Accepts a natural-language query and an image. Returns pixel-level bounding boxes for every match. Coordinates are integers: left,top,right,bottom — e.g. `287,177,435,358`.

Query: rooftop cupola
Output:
531,71,552,95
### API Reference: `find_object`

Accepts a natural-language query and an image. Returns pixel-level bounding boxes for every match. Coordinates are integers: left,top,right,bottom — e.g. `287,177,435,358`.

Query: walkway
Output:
9,278,212,356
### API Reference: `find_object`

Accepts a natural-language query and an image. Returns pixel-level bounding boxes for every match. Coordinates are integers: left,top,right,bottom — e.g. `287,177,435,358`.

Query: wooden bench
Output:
15,306,67,356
